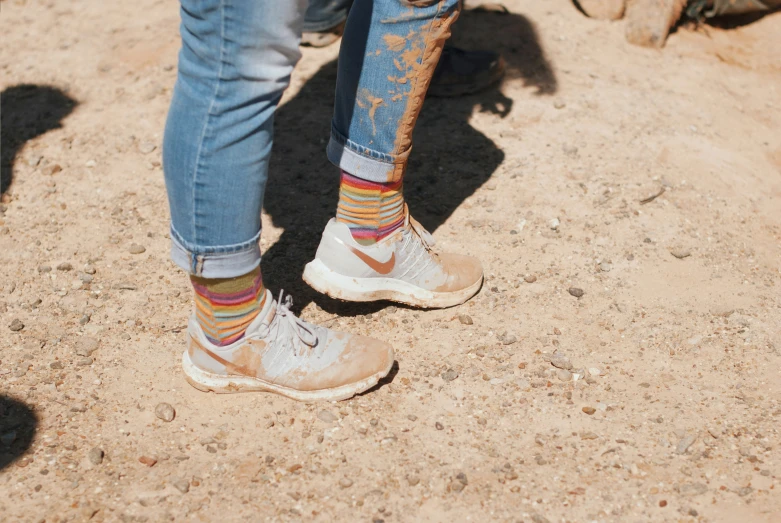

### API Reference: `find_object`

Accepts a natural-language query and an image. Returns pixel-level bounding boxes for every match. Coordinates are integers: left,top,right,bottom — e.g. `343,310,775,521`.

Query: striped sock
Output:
335,170,405,245
190,266,266,347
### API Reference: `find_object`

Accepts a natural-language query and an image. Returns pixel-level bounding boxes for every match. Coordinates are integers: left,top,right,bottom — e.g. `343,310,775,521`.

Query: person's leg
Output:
302,0,353,47
303,0,484,308
163,0,393,400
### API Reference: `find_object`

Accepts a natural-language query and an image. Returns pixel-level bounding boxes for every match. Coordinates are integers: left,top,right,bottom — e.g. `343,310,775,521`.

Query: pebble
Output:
531,514,551,523
317,410,338,423
338,478,353,489
129,243,146,254
568,287,584,298
562,144,578,157
549,218,560,230
497,332,517,345
138,456,157,467
155,403,176,422
50,361,64,370
675,434,697,454
588,367,601,376
435,422,444,430
42,164,62,176
707,427,720,439
85,160,97,168
88,448,104,465
549,353,573,370
441,368,459,382
407,475,420,486
77,357,93,366
71,403,87,413
599,262,612,272
75,337,100,357
678,483,707,497
138,141,157,154
457,314,473,325
78,272,93,283
407,414,417,422
9,319,24,332
582,406,596,415
670,248,691,259
173,479,190,494
737,486,753,497
580,432,598,440
57,262,73,271
553,100,566,109
38,265,52,273
524,275,537,283
556,369,572,382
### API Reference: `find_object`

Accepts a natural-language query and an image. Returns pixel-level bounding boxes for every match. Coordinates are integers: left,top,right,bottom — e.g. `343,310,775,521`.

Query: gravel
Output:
154,403,176,422
568,287,584,298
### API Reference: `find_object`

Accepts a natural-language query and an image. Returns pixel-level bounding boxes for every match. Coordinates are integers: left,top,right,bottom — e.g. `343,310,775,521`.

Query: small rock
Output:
173,479,190,494
582,406,596,415
70,403,87,413
458,314,473,325
75,337,99,357
670,248,691,259
707,427,720,439
568,287,584,298
128,243,146,255
50,361,64,370
497,332,517,345
556,369,572,382
549,353,573,370
553,100,566,109
155,403,176,422
38,265,52,273
88,448,104,465
407,414,417,422
599,262,612,272
435,422,444,430
338,478,353,489
317,410,338,423
531,514,551,523
407,475,420,486
549,218,560,230
678,483,707,497
588,367,601,376
580,432,598,440
449,480,465,493
57,262,73,271
77,357,93,366
524,275,537,283
138,141,157,154
9,319,24,332
441,368,459,382
78,272,94,283
562,144,578,157
675,434,697,455
85,160,97,168
138,456,157,467
42,164,62,176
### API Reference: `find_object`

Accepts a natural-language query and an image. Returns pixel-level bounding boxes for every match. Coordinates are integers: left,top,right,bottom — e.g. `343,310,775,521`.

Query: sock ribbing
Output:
190,266,266,346
335,171,404,245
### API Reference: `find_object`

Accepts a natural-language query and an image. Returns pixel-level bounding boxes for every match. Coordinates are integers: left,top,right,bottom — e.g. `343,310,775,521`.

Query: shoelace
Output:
264,291,319,356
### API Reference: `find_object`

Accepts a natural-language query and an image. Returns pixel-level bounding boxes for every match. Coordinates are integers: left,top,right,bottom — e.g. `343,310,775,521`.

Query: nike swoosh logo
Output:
348,247,395,275
190,336,253,377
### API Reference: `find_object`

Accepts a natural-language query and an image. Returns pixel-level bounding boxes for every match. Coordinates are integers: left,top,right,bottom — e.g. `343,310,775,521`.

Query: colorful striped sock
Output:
335,170,405,245
190,266,266,347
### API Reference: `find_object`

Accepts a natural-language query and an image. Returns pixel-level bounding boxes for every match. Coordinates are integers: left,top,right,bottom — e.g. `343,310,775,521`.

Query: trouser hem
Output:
327,124,409,183
170,226,261,278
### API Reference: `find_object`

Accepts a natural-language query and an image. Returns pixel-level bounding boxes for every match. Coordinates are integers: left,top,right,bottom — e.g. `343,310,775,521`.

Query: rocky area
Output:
1,0,780,521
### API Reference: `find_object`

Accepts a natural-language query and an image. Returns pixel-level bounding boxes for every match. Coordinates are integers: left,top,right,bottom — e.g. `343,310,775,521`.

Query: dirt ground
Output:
1,0,780,521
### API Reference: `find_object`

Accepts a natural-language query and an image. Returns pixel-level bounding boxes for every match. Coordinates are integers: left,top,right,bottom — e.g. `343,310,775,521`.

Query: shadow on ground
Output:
1,84,77,195
0,396,38,472
263,9,556,315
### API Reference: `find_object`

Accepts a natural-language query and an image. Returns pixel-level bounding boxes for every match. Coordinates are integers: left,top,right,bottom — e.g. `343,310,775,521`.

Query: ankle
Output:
335,170,405,245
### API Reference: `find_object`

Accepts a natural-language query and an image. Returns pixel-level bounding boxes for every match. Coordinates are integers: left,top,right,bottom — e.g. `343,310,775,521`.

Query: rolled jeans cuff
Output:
327,124,410,183
169,225,261,278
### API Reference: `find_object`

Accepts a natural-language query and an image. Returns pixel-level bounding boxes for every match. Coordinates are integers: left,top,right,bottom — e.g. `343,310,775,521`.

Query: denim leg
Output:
163,0,306,278
303,0,353,33
327,0,460,183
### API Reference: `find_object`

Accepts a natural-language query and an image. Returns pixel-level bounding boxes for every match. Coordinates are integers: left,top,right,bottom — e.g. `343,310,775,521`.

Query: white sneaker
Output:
182,290,394,402
303,206,483,308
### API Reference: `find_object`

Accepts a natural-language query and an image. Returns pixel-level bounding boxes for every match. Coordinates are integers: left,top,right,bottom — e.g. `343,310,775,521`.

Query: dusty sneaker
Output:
183,290,394,401
303,206,483,308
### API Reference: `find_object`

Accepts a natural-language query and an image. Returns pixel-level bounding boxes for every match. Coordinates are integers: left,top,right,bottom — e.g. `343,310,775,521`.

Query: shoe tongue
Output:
246,289,276,333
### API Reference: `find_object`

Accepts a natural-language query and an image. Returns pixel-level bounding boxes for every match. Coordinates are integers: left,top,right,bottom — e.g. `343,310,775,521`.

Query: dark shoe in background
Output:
428,46,506,97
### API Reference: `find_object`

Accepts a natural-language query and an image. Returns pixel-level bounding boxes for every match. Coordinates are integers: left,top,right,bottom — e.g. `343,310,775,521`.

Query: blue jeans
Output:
303,0,352,33
164,0,460,278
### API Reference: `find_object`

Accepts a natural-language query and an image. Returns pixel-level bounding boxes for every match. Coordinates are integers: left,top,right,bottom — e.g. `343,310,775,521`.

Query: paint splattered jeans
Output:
163,0,460,278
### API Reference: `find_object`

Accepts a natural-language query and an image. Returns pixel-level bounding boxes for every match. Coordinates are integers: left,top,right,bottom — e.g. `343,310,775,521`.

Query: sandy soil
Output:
1,1,780,521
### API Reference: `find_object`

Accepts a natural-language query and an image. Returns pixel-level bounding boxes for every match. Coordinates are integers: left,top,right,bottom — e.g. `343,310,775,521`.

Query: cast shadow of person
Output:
263,9,556,316
0,396,38,472
1,84,77,194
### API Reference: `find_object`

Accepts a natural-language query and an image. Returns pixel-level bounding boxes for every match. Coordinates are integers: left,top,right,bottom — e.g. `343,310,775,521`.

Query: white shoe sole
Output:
182,351,393,402
302,258,482,309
